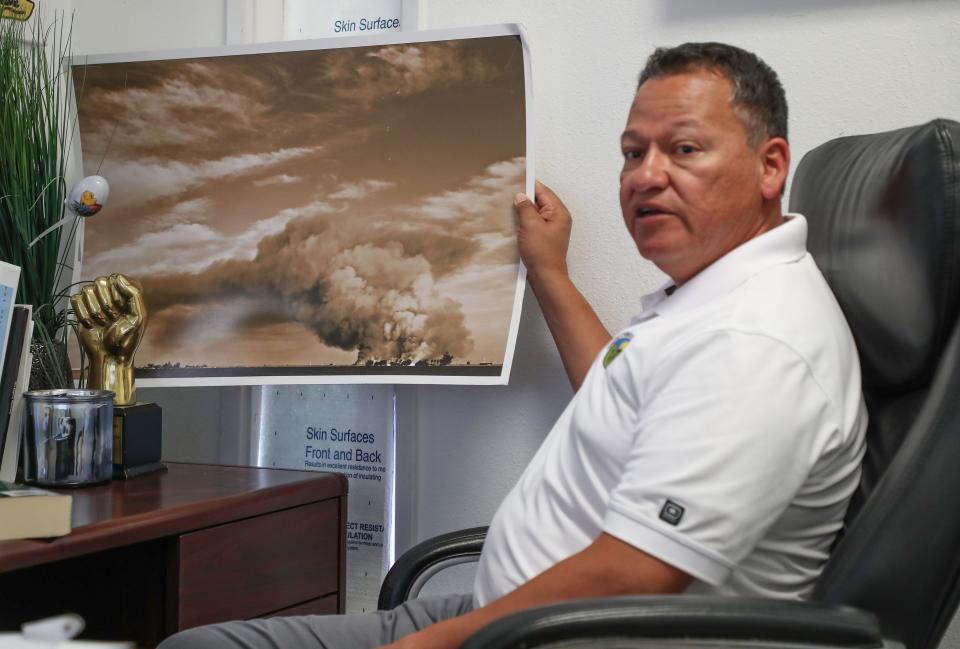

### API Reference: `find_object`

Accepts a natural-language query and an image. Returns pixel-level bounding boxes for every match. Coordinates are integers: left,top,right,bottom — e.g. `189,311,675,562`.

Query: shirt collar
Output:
632,213,808,323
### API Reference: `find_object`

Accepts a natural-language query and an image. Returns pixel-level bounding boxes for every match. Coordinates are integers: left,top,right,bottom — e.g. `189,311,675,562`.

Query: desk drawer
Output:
173,499,340,629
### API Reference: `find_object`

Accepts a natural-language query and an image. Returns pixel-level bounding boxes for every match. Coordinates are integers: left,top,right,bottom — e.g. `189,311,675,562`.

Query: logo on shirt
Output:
602,332,633,369
659,500,685,526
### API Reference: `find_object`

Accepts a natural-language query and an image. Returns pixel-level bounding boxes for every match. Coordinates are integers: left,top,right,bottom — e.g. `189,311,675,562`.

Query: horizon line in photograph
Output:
137,364,504,378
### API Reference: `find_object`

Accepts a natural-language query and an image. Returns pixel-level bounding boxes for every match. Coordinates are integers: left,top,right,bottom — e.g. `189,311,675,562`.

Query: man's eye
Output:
623,149,644,160
675,144,697,155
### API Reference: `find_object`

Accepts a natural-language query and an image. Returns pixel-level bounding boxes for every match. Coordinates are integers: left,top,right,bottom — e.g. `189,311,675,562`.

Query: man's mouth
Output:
636,206,671,218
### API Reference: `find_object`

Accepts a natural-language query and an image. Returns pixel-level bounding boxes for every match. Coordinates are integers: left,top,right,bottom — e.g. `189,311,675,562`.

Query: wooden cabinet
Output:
173,499,341,628
0,463,347,648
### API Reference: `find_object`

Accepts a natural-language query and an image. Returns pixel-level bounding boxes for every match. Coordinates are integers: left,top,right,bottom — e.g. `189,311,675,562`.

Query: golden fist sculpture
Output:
70,273,147,406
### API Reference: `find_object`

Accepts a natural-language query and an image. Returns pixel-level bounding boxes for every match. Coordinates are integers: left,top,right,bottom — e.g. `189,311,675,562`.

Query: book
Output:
0,261,20,378
0,306,32,482
0,305,31,482
0,481,71,541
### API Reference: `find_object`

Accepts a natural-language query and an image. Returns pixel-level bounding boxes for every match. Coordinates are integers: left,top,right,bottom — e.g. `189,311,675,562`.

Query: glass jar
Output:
22,389,114,487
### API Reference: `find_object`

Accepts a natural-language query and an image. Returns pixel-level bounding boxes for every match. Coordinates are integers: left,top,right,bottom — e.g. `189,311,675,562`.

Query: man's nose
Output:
623,149,669,193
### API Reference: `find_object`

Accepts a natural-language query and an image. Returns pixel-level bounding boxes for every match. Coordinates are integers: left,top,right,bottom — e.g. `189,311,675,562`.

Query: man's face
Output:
619,69,777,285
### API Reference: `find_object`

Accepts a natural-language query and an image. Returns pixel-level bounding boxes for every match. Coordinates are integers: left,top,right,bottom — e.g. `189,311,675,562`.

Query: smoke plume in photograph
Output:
73,35,526,376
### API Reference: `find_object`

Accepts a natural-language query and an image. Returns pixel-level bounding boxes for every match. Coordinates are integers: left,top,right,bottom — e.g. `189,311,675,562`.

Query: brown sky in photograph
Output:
73,35,526,370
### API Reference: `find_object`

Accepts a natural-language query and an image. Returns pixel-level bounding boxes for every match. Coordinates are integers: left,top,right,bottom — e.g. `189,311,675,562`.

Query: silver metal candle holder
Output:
22,389,114,487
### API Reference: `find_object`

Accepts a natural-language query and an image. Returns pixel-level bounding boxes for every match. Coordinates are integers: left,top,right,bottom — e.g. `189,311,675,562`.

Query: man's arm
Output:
515,182,611,391
387,532,692,649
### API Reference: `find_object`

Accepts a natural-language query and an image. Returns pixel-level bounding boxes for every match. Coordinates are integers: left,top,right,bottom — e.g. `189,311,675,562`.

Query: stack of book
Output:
0,260,71,541
0,260,32,483
0,481,71,541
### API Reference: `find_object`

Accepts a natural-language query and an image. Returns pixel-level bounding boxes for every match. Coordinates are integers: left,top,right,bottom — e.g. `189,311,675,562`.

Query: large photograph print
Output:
73,26,529,386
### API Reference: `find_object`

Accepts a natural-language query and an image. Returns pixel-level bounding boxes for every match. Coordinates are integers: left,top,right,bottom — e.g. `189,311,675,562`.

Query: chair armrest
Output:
461,595,884,649
378,526,488,610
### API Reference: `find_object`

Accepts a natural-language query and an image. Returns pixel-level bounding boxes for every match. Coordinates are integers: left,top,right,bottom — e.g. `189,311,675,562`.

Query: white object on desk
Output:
22,614,83,642
0,614,132,649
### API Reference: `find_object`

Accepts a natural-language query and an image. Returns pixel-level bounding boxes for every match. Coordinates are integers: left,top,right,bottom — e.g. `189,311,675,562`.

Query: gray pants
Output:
157,594,474,649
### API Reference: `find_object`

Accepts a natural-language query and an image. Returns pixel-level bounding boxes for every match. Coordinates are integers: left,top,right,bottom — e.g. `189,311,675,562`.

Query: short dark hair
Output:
637,42,788,145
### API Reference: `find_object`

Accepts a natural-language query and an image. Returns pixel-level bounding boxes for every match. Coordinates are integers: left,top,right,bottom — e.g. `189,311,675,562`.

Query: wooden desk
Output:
0,463,347,647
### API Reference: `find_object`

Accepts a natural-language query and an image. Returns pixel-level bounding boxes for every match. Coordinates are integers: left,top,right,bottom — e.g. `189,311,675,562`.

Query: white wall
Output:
62,1,960,646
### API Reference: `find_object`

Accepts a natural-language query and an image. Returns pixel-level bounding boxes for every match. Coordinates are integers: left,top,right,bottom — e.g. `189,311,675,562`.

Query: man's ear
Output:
758,137,790,199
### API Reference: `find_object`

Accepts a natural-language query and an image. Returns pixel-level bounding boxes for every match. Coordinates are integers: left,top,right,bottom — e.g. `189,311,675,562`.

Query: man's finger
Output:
533,182,563,214
534,180,554,203
514,192,543,225
514,192,534,208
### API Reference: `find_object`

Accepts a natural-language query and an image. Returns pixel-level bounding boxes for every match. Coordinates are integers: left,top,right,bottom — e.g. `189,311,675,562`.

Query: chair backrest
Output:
790,119,960,649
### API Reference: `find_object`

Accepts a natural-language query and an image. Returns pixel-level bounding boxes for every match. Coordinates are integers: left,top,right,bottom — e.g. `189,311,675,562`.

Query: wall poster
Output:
72,24,531,386
256,385,396,613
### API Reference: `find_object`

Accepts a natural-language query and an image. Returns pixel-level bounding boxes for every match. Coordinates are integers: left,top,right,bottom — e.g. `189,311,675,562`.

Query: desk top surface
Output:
0,463,347,573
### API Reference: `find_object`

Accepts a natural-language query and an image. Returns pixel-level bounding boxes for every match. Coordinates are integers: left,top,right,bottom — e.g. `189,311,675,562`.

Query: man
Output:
161,42,866,649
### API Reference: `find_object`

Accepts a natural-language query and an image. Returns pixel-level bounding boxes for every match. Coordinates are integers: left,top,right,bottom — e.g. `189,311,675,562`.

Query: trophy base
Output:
115,461,167,480
113,402,165,480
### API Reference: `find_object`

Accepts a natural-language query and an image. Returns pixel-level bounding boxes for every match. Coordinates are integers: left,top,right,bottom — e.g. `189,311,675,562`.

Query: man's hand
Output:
70,273,147,405
514,181,610,391
515,181,572,282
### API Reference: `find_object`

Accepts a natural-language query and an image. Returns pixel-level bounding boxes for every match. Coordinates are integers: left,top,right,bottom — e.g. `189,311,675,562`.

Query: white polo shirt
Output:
473,214,867,605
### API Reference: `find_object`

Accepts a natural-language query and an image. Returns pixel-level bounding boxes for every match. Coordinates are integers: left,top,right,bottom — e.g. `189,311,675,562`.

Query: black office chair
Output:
379,119,960,649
